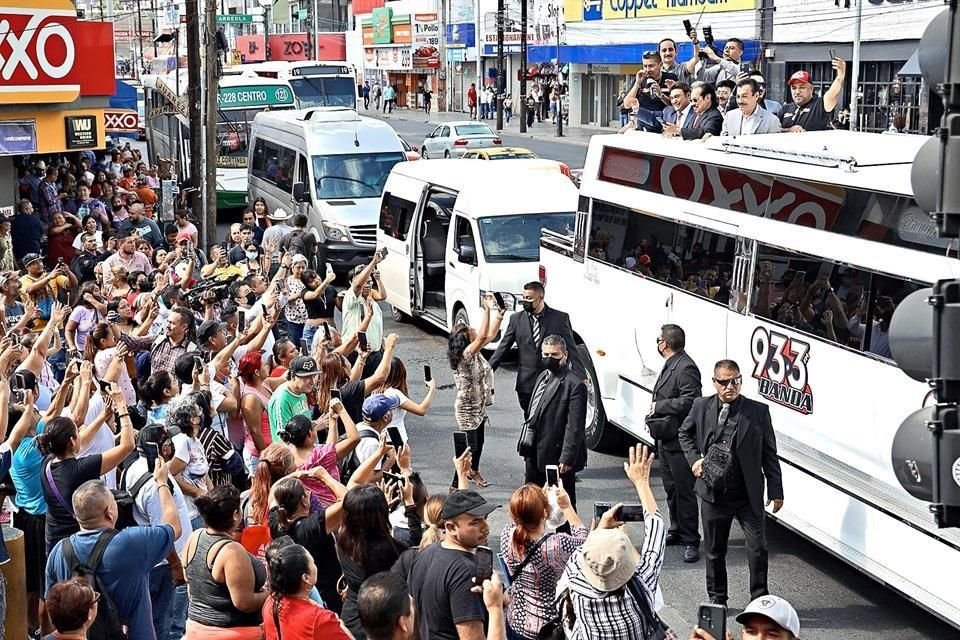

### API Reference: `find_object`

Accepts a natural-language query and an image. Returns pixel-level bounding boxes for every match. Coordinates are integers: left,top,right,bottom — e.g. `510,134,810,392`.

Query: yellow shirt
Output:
19,273,68,331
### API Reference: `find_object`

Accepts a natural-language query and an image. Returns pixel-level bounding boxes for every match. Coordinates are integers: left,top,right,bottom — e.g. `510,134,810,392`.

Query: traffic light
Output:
889,6,960,528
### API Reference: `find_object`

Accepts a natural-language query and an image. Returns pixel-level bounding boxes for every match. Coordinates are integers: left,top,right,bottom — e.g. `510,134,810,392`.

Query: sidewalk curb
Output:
370,110,598,148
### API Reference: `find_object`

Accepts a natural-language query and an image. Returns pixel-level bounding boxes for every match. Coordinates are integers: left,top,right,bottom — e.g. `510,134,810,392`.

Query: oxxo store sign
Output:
0,1,115,104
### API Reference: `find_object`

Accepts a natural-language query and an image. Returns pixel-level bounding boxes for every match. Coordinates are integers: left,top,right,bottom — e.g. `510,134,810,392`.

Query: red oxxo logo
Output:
0,3,115,104
750,326,814,414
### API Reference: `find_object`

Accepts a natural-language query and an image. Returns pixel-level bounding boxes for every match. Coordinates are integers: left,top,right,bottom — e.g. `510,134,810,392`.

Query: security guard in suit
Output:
648,324,702,562
679,359,784,605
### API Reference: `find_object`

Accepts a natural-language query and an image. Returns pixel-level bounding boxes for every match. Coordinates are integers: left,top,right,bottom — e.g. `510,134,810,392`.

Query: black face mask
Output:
541,356,563,373
245,292,257,306
521,300,535,314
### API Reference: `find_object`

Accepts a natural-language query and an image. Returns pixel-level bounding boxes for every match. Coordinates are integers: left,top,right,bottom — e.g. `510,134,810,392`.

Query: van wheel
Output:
580,343,618,452
421,147,429,159
444,150,451,159
453,305,469,330
390,306,408,322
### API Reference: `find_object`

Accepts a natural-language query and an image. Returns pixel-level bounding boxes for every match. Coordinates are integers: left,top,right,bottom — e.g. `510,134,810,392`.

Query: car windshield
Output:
289,77,357,108
312,152,405,199
487,152,537,160
454,124,495,136
215,108,260,168
477,212,576,262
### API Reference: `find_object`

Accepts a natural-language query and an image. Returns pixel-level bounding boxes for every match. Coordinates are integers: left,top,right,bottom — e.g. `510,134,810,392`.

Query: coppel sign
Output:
0,1,116,104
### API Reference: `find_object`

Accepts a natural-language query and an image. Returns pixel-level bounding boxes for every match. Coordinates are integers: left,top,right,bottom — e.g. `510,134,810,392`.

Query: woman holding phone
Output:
301,267,338,350
376,357,437,444
447,295,505,488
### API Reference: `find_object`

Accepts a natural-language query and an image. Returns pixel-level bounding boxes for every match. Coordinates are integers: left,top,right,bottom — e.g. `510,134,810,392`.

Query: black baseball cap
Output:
197,320,227,343
137,423,169,453
441,490,500,520
289,355,319,377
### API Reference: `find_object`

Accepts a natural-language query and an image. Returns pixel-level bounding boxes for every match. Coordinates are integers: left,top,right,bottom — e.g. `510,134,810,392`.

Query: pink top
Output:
297,444,340,507
243,385,273,457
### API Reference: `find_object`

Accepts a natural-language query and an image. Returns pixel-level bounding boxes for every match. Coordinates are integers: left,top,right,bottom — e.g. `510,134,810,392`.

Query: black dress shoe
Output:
665,533,682,546
683,545,700,563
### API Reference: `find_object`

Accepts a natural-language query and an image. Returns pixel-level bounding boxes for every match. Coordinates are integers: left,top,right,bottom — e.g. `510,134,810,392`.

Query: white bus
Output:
143,71,295,211
244,61,357,109
539,130,960,625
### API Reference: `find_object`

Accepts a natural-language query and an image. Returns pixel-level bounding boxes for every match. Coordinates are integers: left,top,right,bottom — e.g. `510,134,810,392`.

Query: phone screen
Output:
193,356,204,371
453,431,469,457
238,310,246,333
617,504,646,522
545,465,560,487
475,546,494,585
493,291,506,310
300,338,309,355
330,388,342,400
698,604,727,640
358,331,368,351
594,501,612,521
424,365,432,383
323,321,332,341
143,442,160,473
386,426,404,448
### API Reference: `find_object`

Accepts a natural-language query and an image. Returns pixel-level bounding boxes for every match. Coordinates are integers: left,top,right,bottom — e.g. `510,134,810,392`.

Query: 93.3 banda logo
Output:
749,326,814,415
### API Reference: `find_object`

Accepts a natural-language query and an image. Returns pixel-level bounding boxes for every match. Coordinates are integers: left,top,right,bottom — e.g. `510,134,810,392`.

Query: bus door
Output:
377,176,428,316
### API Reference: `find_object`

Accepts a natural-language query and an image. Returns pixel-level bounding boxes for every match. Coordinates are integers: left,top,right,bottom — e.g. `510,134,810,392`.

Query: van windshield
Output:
477,212,576,262
289,77,357,108
313,152,405,199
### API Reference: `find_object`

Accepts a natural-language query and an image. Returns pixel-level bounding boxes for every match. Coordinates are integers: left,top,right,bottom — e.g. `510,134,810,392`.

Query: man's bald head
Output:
73,480,116,528
129,203,145,220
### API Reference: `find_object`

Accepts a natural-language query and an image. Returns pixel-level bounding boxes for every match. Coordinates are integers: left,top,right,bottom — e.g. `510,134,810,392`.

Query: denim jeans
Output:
286,321,304,348
620,111,630,127
302,323,319,353
243,448,259,477
149,564,175,640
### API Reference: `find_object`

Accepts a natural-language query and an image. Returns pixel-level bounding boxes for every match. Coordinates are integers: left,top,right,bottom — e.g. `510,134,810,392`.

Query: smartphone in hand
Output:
300,338,309,355
238,310,246,333
143,442,160,473
617,504,646,522
475,546,494,585
545,464,560,487
698,603,727,640
358,331,368,351
386,426,404,448
594,501,612,521
424,364,432,383
323,321,332,341
330,388,342,400
492,291,506,310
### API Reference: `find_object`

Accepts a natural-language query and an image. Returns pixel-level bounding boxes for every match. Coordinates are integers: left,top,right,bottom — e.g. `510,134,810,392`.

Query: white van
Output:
248,107,406,273
377,159,578,344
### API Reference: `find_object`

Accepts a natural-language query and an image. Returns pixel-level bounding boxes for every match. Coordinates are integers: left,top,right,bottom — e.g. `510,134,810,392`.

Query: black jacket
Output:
526,365,587,472
678,395,784,515
649,351,701,450
680,107,723,140
488,304,582,394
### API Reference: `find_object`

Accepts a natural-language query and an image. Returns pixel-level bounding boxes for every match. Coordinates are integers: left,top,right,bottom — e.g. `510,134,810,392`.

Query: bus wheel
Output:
580,343,616,452
390,306,408,322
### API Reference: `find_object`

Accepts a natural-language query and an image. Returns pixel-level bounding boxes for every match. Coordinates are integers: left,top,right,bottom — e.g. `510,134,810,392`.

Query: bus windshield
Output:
478,212,576,262
216,108,260,168
289,77,356,108
313,152,405,199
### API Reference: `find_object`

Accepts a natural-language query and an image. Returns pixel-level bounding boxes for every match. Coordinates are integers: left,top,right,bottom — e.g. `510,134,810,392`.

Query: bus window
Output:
453,215,476,263
297,154,309,187
587,200,739,306
752,242,928,360
379,193,417,241
252,139,296,193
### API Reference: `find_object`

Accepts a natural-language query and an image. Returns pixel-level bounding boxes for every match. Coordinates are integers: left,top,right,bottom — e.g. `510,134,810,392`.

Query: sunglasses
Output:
713,376,742,387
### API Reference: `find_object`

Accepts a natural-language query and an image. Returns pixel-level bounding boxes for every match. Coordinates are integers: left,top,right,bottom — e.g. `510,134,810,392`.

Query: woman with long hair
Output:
419,494,447,549
167,396,212,528
244,443,294,528
252,196,269,229
269,475,346,613
282,253,308,345
39,389,136,551
107,297,150,335
500,484,586,640
65,281,107,353
270,339,298,378
184,484,266,640
301,268,338,349
447,295,504,487
238,350,275,474
141,370,179,425
44,578,100,639
263,543,354,640
314,334,396,425
375,356,436,443
277,402,359,507
337,483,422,639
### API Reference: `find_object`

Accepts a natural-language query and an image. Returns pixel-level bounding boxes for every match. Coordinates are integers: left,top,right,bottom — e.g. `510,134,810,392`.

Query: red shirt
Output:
262,595,351,640
467,87,477,106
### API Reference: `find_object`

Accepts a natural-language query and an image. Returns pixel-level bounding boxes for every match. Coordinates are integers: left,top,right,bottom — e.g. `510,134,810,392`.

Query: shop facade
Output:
0,0,115,209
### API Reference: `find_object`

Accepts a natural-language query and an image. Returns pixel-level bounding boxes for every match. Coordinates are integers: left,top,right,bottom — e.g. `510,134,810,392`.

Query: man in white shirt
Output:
262,208,293,277
353,394,399,482
718,78,781,137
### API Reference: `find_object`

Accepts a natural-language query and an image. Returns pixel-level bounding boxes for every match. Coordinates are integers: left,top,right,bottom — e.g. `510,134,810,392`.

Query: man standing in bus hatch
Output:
648,324,702,563
679,359,783,606
488,281,582,418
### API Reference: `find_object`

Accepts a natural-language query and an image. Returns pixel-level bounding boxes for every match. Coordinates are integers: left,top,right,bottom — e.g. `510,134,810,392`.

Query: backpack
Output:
62,530,128,640
114,470,156,531
338,427,381,485
280,229,309,259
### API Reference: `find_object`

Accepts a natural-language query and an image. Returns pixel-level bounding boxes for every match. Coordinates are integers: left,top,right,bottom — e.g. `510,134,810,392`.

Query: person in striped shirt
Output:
555,445,667,640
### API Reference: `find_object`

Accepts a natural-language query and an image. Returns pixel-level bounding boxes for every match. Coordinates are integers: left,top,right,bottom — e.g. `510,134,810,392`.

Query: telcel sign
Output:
0,1,115,104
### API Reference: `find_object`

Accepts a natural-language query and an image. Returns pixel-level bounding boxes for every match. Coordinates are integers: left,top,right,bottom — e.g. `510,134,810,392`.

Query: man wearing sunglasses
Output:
678,359,783,607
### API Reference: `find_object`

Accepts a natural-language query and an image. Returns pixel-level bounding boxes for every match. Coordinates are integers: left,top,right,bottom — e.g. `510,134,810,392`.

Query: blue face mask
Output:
246,251,258,260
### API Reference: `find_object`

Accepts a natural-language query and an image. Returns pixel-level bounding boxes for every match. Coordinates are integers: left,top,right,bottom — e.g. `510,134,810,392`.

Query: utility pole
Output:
519,0,527,132
555,1,562,137
849,0,864,130
186,0,203,219
151,0,158,57
135,0,145,77
204,0,219,249
495,0,504,130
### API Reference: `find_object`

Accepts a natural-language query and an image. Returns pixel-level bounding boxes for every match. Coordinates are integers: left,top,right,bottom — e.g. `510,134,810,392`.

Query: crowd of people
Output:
615,30,849,139
0,140,806,640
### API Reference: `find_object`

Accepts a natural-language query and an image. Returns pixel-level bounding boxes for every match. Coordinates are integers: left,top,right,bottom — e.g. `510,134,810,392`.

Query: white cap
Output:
269,208,290,221
736,595,800,637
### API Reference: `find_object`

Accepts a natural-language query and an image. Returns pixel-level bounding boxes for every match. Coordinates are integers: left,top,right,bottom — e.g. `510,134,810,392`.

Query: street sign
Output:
297,8,307,19
216,14,253,23
217,85,294,108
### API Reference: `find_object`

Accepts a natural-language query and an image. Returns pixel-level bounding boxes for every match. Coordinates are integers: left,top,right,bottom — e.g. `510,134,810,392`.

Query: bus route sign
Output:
217,85,294,109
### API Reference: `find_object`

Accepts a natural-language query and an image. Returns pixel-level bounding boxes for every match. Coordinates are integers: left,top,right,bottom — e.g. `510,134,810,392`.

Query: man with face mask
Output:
647,324,702,563
518,334,587,506
489,281,582,418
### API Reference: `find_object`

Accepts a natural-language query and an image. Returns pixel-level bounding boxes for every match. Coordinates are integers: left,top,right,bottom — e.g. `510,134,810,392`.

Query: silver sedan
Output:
420,121,502,159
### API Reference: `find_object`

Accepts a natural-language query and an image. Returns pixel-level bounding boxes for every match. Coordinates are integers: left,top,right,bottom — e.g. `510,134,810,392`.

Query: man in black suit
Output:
489,281,581,417
647,324,702,563
662,82,723,140
679,359,784,605
520,334,587,506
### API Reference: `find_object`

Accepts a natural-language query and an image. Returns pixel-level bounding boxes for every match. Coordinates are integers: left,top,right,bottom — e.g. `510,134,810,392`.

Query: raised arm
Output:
351,251,383,296
99,385,136,475
362,333,398,394
823,58,847,113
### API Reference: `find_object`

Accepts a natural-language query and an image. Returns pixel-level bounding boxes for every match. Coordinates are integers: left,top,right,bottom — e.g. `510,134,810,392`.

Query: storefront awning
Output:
898,50,920,76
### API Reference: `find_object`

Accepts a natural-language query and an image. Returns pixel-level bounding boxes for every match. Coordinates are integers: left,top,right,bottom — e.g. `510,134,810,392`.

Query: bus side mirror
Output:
458,235,477,265
293,182,308,203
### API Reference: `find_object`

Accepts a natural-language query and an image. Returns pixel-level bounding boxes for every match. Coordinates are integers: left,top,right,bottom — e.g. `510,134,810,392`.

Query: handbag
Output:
625,578,678,640
517,420,536,458
644,415,677,441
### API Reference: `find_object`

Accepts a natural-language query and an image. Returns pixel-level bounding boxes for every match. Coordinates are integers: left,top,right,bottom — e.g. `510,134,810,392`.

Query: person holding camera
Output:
623,52,676,132
555,445,668,640
679,359,784,606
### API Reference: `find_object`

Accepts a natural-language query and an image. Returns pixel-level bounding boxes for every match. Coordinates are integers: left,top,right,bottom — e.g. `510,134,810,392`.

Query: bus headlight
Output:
321,221,350,242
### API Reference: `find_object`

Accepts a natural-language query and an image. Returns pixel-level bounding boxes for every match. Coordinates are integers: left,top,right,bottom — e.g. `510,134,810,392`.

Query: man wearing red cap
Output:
779,57,847,132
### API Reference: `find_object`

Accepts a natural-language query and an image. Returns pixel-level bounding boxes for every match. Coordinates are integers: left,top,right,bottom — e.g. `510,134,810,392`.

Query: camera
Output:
699,25,716,60
183,274,240,312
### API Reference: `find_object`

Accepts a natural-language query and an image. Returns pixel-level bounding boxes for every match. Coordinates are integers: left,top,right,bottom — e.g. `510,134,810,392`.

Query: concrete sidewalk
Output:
368,106,616,146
